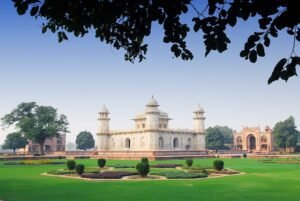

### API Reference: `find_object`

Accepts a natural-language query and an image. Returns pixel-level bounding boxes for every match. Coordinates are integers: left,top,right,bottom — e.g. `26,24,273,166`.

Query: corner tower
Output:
98,105,110,133
97,105,110,150
145,96,160,129
193,104,205,133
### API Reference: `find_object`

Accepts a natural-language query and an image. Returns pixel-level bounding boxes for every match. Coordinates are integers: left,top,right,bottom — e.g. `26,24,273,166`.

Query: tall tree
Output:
206,126,234,150
2,132,27,154
216,126,234,145
76,131,95,151
273,116,299,151
12,0,300,83
1,102,69,155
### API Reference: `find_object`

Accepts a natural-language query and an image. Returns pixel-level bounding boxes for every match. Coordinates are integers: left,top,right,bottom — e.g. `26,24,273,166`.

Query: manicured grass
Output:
1,158,300,201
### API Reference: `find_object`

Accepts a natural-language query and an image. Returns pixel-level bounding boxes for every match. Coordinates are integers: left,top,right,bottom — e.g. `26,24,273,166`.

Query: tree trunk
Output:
39,142,45,155
13,148,16,155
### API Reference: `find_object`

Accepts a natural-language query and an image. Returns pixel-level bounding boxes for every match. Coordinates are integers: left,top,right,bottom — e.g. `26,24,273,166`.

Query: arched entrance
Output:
173,138,179,148
159,137,164,148
247,135,256,151
125,138,131,148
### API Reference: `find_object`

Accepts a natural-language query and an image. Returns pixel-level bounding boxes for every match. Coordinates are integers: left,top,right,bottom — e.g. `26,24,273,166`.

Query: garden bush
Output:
66,160,76,170
186,159,193,167
74,156,90,159
136,162,150,177
153,171,207,179
141,157,149,163
243,153,247,158
97,158,106,168
76,164,85,175
213,160,224,171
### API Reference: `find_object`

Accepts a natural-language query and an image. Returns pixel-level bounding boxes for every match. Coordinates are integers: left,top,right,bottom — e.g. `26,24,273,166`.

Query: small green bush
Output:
141,157,149,163
186,159,193,167
136,162,150,177
213,160,224,171
97,158,106,168
76,164,85,175
153,171,207,179
243,153,247,158
66,160,76,170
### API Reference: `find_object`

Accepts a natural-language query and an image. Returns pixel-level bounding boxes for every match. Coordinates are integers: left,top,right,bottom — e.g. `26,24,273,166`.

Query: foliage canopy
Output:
1,102,69,155
12,0,300,83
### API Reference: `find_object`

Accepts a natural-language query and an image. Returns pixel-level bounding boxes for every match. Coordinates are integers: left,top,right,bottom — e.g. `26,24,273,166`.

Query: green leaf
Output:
249,50,257,63
30,6,39,16
268,58,287,84
240,50,248,57
264,36,270,47
256,44,265,57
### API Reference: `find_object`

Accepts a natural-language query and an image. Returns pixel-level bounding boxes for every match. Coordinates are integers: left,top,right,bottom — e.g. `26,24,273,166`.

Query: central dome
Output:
146,95,159,107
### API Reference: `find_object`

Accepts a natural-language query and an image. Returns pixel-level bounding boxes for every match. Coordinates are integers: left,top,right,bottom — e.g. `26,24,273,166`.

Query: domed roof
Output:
99,104,109,113
194,104,204,113
146,95,159,106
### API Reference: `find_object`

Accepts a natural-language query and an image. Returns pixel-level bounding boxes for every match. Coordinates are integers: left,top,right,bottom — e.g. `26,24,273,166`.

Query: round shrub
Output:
243,153,247,158
136,162,150,177
141,157,149,163
186,159,193,167
213,160,224,171
76,164,85,175
97,158,106,168
66,160,76,170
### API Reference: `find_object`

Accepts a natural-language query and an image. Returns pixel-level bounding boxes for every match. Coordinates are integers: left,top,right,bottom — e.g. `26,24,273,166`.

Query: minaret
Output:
97,105,110,150
145,96,160,129
193,104,205,133
98,105,110,133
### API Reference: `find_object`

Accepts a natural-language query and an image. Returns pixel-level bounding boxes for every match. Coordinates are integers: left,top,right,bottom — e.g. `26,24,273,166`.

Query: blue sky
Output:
0,1,299,144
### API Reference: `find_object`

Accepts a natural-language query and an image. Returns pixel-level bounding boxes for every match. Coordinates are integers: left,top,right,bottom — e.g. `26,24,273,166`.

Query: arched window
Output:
159,137,164,148
261,135,267,143
173,138,179,148
125,138,131,148
237,136,242,144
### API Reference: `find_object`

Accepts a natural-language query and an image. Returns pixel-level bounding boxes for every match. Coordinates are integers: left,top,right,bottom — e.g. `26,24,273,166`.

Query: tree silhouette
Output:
12,0,299,83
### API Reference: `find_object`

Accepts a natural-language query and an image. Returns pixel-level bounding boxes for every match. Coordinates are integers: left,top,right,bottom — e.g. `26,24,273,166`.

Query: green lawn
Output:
1,158,300,201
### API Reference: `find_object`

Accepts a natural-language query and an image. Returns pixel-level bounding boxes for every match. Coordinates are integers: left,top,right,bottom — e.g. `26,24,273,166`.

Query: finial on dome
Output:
146,95,159,106
193,104,204,113
99,104,109,114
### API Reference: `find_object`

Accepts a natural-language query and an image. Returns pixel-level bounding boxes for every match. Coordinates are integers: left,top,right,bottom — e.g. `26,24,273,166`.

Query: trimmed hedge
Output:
136,162,150,177
243,153,247,158
97,158,106,168
81,171,138,179
47,168,99,175
186,159,193,167
153,171,208,179
213,160,224,171
151,164,182,168
74,156,90,159
108,164,135,168
76,164,85,175
66,160,76,170
4,160,65,165
141,157,149,163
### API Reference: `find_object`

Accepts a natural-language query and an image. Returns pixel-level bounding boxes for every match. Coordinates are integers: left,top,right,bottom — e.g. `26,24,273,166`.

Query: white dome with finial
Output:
146,95,159,106
194,104,204,113
99,104,109,113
